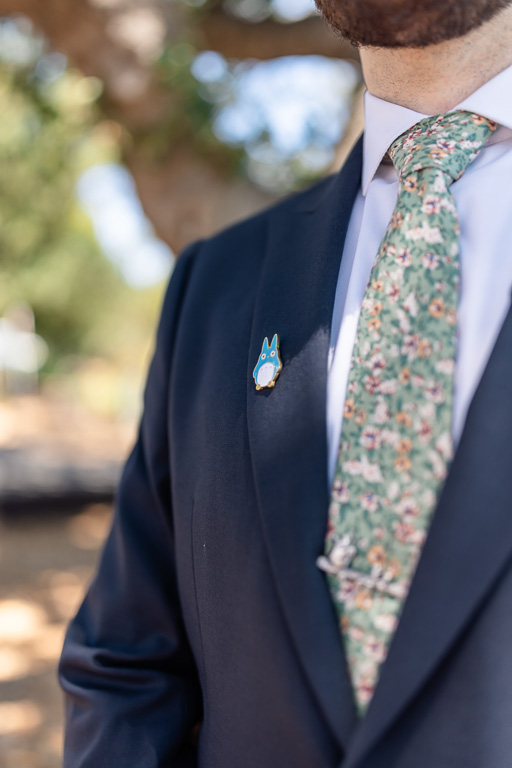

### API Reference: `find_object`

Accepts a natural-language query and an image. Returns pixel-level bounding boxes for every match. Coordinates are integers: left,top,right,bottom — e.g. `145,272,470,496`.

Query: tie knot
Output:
389,111,497,183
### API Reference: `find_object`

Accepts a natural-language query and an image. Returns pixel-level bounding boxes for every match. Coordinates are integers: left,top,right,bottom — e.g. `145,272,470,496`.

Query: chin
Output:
314,0,512,48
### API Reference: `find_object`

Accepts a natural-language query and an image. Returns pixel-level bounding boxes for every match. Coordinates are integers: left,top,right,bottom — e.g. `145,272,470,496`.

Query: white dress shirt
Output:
327,64,512,486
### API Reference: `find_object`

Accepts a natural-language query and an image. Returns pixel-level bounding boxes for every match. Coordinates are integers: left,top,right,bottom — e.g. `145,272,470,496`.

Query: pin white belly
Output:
256,363,275,387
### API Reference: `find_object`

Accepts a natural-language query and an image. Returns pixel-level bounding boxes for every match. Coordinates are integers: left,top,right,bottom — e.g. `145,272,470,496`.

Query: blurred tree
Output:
0,0,360,251
0,46,163,370
0,2,363,380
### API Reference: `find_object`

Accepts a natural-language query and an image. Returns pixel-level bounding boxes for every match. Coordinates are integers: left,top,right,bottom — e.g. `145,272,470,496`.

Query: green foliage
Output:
0,57,142,370
154,41,244,175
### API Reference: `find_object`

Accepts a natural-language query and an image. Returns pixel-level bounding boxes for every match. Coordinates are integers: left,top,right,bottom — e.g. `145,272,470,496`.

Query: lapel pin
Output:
253,334,282,390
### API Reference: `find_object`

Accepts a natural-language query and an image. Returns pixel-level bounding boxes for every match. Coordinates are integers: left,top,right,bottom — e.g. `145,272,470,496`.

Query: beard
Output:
314,0,512,47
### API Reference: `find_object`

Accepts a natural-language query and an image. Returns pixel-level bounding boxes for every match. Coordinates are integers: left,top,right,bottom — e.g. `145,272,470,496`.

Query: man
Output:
59,1,512,766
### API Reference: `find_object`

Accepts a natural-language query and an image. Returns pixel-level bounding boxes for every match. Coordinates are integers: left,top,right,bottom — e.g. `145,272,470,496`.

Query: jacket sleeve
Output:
59,240,203,768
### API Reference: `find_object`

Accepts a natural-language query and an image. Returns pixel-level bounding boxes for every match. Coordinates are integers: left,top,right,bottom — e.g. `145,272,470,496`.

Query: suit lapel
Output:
343,297,512,768
246,140,363,752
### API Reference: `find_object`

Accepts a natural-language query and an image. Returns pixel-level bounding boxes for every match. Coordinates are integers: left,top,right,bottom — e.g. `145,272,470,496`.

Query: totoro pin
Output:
253,334,282,390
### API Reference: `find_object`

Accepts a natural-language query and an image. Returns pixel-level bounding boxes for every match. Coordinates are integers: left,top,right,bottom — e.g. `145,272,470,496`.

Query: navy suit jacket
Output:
60,139,512,767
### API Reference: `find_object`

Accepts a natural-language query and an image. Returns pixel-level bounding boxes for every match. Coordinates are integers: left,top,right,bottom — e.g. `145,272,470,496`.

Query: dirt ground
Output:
0,504,112,768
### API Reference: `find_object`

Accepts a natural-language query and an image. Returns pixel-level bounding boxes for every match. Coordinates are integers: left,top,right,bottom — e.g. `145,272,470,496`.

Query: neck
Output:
360,6,512,114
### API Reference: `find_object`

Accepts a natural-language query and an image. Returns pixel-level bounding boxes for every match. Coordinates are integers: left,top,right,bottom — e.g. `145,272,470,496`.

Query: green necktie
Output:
318,111,497,715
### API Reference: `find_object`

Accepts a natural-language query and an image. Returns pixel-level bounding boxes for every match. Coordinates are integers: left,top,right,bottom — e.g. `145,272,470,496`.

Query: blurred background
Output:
0,1,362,765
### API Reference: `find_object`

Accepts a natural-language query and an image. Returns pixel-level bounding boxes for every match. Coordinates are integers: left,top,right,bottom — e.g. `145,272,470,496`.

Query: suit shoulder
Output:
179,137,363,272
196,172,338,256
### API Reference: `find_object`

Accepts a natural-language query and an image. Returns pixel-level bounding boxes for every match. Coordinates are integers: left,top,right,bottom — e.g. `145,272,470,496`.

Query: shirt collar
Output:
362,62,512,196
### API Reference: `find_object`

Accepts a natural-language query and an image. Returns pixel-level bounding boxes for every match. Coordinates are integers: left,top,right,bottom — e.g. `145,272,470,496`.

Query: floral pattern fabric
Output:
323,111,497,715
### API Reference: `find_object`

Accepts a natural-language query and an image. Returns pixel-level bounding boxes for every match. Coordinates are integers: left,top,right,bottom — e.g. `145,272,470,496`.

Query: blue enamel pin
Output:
253,334,282,390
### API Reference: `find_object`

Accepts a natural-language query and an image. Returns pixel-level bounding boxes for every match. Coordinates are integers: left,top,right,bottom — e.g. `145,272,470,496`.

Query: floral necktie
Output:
318,111,497,715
